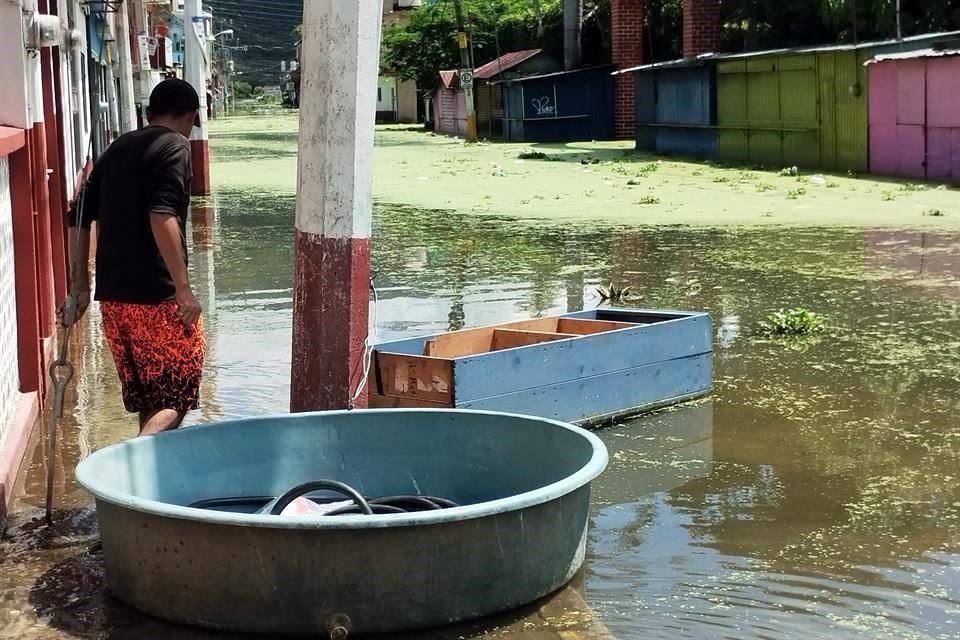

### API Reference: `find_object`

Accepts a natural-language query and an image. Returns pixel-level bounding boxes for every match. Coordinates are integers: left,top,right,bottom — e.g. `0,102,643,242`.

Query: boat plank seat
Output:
424,317,561,357
556,318,635,335
490,329,578,351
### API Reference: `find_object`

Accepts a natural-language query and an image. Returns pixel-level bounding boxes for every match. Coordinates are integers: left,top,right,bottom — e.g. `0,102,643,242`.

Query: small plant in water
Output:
881,190,897,202
787,187,807,199
924,208,946,217
638,162,659,174
596,283,636,303
755,182,775,193
626,178,644,186
900,183,929,193
634,196,661,205
759,307,825,336
779,166,799,177
713,176,730,183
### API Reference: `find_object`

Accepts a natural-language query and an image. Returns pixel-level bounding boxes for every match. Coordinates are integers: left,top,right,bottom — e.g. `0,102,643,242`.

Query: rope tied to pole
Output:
348,274,379,409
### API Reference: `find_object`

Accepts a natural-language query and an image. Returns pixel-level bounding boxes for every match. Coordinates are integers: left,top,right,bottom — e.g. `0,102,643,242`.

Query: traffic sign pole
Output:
452,0,477,142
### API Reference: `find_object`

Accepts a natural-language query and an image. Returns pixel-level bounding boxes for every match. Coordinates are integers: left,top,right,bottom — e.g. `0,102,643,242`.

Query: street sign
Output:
459,69,473,88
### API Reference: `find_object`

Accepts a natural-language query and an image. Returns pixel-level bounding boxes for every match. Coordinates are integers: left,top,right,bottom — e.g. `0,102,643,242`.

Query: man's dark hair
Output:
147,78,201,125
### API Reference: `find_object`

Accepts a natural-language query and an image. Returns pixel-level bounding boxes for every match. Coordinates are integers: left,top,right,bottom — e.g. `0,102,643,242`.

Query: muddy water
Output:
3,164,960,637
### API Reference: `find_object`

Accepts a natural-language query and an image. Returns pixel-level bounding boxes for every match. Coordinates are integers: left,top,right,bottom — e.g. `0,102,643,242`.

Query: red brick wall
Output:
682,0,722,58
612,0,645,139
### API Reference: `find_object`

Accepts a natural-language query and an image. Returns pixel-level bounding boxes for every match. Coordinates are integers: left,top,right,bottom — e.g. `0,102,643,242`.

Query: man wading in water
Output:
64,78,205,436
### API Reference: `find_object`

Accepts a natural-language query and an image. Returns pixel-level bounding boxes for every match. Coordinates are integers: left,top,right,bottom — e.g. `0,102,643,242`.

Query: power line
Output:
209,7,302,22
205,0,301,12
206,2,302,20
207,8,301,25
211,12,300,25
205,0,302,10
206,1,302,15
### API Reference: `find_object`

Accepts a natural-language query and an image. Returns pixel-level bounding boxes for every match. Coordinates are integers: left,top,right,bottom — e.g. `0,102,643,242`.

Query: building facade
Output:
0,0,138,527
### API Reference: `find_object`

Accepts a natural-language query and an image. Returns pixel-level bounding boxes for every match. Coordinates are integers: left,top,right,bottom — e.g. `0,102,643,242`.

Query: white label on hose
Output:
257,496,355,516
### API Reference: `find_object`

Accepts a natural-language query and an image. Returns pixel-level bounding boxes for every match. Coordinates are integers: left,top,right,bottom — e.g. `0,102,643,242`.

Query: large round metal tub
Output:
75,409,608,635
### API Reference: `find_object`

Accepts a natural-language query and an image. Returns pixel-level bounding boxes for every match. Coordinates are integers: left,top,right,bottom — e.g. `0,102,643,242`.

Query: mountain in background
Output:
206,0,302,86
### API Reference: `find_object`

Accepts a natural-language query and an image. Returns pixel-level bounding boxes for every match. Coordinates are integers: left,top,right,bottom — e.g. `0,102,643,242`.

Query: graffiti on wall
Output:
530,96,556,117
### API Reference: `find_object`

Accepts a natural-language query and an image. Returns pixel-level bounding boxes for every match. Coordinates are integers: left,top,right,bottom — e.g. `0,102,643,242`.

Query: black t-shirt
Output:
69,125,192,304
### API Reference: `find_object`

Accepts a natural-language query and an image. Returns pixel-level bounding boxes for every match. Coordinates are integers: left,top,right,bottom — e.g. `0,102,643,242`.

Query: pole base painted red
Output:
190,138,210,196
290,230,371,412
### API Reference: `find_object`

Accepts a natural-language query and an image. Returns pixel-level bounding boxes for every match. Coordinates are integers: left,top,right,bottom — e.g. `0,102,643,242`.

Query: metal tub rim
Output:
75,408,609,530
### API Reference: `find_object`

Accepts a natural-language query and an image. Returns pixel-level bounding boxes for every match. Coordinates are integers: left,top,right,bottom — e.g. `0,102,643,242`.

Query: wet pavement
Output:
2,122,960,639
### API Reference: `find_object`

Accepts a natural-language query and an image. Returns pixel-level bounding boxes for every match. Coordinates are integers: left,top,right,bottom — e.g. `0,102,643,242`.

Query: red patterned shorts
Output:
100,302,206,414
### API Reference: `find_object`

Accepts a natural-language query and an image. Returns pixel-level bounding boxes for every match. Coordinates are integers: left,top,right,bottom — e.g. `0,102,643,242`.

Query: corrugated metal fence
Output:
868,54,960,183
715,50,869,172
634,65,717,157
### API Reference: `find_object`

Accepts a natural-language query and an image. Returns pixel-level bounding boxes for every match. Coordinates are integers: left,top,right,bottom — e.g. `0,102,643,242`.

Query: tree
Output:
380,0,566,91
379,0,960,94
722,0,960,51
233,80,257,99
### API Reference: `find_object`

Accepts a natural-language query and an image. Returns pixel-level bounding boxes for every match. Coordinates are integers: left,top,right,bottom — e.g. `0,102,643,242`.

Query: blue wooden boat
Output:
369,307,713,425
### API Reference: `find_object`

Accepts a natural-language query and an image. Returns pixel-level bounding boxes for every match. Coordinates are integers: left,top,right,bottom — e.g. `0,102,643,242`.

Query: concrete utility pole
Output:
451,0,477,142
115,0,137,133
563,0,582,70
184,0,211,195
896,0,902,40
290,0,381,412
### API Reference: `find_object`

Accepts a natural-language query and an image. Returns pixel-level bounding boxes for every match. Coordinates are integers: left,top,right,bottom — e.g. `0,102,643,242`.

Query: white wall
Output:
64,0,93,199
0,0,30,129
0,157,20,442
377,76,397,114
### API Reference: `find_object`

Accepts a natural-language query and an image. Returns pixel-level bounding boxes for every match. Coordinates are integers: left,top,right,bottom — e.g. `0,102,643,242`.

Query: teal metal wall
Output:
633,64,717,157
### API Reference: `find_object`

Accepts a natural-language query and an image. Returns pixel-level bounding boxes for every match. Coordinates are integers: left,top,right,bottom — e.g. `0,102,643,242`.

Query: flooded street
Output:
2,115,960,639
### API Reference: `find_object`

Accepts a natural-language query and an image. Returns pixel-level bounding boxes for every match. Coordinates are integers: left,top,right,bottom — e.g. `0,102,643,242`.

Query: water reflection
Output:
3,192,960,639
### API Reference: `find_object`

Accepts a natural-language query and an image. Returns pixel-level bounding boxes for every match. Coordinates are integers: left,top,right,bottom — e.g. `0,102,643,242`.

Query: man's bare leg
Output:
139,409,187,436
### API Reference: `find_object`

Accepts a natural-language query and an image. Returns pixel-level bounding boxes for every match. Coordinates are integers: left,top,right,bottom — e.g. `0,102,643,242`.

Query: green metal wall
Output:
715,50,868,172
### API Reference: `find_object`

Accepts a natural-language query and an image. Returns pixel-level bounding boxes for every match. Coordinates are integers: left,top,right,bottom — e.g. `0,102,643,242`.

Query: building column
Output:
682,0,722,58
115,0,137,133
19,0,55,343
290,0,381,412
40,0,68,304
611,0,644,140
184,0,210,195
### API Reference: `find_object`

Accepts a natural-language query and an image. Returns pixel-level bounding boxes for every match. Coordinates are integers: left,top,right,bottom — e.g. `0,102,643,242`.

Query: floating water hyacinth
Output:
759,307,825,336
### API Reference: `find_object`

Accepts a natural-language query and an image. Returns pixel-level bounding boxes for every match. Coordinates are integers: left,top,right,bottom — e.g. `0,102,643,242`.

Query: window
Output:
378,87,382,102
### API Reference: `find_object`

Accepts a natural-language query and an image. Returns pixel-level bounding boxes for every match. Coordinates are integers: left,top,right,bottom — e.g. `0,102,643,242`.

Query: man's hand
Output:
150,212,198,326
57,288,90,327
175,287,202,326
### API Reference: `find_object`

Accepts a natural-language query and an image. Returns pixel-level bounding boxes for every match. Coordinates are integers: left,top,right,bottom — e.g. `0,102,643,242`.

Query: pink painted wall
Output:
432,87,467,137
869,56,960,183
